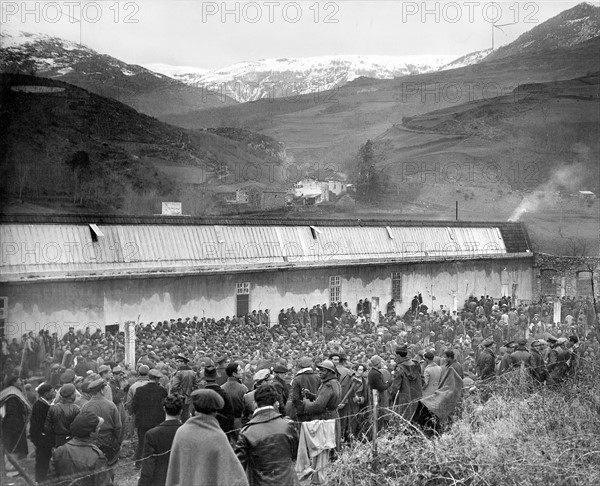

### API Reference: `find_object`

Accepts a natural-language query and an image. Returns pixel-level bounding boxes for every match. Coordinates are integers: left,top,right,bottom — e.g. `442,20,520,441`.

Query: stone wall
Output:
534,252,600,300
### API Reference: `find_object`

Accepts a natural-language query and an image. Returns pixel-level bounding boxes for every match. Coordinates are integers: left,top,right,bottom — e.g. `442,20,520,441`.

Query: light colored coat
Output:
422,362,442,397
166,413,248,486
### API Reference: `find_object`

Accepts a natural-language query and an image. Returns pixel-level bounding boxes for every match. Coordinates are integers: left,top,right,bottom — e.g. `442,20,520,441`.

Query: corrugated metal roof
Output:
0,222,532,283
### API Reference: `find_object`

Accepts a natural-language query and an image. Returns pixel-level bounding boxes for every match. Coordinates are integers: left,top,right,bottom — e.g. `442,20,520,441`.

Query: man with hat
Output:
170,355,199,423
510,338,531,370
49,411,112,486
389,344,423,422
166,389,248,486
30,383,56,482
498,342,517,375
235,384,299,486
271,364,290,416
241,368,272,425
302,360,342,423
80,378,122,477
477,337,496,380
529,340,548,383
132,369,168,469
291,357,321,422
330,352,352,441
367,354,392,430
126,365,151,414
203,365,235,438
45,383,81,447
547,336,568,386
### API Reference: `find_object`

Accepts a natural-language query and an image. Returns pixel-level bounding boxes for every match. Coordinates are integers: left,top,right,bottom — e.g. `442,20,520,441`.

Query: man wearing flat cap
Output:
291,357,321,422
477,337,496,380
529,340,548,384
170,355,199,423
126,365,151,414
203,365,235,438
49,411,112,486
166,389,248,486
241,368,272,425
80,378,122,477
45,383,81,447
132,369,168,469
271,364,290,416
510,338,531,370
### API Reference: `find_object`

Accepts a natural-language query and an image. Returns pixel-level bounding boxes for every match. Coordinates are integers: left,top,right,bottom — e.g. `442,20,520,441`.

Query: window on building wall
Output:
577,271,593,296
329,276,341,304
236,282,250,317
391,272,402,300
0,297,6,338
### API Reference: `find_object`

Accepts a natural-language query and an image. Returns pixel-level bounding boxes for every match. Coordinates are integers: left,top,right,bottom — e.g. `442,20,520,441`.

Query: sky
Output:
0,1,594,69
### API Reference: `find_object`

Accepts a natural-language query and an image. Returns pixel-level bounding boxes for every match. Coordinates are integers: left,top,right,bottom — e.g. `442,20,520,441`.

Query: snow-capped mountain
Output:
145,55,458,103
439,49,494,71
483,2,600,62
0,30,236,117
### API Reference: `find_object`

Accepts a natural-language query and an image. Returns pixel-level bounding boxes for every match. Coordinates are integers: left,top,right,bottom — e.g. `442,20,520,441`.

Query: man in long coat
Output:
389,344,423,422
138,395,183,486
166,389,248,486
132,369,168,468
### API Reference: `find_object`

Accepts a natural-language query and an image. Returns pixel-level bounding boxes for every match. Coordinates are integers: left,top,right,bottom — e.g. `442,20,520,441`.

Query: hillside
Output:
0,74,286,214
164,36,600,173
484,2,600,62
0,31,237,117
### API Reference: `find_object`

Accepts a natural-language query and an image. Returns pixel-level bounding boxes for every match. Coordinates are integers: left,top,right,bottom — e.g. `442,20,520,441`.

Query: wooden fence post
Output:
371,389,378,474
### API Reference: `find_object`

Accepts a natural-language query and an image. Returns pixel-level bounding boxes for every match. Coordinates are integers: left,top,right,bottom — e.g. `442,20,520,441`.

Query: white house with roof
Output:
293,178,329,204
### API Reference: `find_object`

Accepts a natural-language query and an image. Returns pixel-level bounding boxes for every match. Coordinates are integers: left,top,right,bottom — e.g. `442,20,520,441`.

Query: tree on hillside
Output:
65,150,90,204
353,139,384,203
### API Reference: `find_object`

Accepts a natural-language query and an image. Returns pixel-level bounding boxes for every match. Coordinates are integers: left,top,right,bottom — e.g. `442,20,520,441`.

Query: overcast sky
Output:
1,1,591,69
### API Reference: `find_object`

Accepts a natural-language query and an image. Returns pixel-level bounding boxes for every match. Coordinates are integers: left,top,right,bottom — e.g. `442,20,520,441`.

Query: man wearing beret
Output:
235,384,299,486
45,383,81,447
80,379,122,477
49,411,112,486
132,369,168,469
30,383,56,482
166,389,248,486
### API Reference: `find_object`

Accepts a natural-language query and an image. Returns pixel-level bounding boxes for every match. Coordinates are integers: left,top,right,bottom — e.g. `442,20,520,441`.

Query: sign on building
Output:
162,202,182,216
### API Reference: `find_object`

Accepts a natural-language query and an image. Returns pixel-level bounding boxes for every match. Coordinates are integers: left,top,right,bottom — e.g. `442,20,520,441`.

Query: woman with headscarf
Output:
0,376,32,477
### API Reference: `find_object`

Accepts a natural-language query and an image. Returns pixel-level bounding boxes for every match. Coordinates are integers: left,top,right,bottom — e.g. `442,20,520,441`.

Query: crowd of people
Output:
1,292,598,485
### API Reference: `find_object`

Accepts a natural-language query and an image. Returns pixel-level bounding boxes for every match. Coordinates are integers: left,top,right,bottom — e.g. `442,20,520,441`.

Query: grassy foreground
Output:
329,359,600,486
